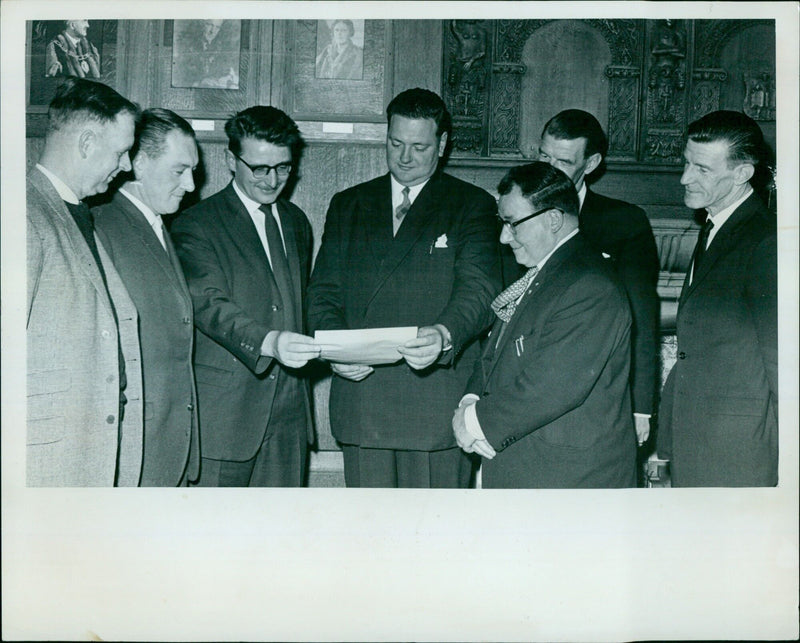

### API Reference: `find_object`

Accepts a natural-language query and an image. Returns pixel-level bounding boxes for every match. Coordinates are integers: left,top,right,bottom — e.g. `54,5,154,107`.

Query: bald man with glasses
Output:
453,162,637,488
172,106,319,486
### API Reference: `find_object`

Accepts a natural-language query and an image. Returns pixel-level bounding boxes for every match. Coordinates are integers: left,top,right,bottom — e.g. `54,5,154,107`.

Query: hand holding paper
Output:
314,326,418,366
261,330,321,368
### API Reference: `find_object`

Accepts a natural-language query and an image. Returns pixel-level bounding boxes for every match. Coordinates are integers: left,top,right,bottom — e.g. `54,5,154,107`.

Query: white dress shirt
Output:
390,174,428,236
35,163,80,204
232,179,287,269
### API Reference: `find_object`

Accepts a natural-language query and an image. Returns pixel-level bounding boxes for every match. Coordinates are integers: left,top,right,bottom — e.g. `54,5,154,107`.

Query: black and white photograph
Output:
2,1,798,641
171,18,242,89
315,19,365,80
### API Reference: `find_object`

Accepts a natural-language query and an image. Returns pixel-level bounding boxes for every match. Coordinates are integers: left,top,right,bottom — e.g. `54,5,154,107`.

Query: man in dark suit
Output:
27,78,143,486
94,109,200,486
453,162,636,488
171,106,319,486
538,110,660,449
657,111,777,486
307,88,501,488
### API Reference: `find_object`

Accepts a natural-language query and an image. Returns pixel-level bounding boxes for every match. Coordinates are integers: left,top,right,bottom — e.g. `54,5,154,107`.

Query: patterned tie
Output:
690,218,714,281
395,186,411,225
491,266,539,323
259,204,296,330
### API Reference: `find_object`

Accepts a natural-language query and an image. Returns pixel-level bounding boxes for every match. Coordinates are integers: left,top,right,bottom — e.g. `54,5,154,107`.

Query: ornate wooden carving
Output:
606,70,639,159
694,19,772,69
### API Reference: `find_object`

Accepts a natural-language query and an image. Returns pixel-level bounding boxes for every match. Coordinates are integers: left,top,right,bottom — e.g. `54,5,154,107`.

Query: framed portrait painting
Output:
172,19,242,90
27,20,119,111
286,19,393,122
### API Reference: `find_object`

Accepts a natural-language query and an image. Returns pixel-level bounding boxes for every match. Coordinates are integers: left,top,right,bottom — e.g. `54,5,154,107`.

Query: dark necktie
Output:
259,204,297,330
691,218,714,278
395,187,411,228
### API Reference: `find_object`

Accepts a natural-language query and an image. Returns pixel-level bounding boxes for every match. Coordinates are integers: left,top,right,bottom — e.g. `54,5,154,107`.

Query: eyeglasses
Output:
232,152,292,179
498,206,559,234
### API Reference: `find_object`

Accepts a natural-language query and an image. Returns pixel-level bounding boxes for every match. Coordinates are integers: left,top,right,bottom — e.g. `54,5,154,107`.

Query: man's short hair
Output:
47,77,139,135
224,106,304,159
386,88,451,139
497,162,580,217
541,109,608,159
130,108,195,161
687,110,765,168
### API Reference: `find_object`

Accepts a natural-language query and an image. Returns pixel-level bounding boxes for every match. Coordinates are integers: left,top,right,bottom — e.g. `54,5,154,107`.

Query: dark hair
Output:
224,106,304,159
47,77,139,135
332,19,355,38
386,88,451,138
497,162,579,217
687,110,765,168
541,109,608,159
130,108,195,161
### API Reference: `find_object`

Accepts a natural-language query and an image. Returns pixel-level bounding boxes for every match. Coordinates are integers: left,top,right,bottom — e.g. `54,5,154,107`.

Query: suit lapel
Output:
366,174,443,307
218,183,275,288
30,169,115,314
680,194,762,305
113,192,184,291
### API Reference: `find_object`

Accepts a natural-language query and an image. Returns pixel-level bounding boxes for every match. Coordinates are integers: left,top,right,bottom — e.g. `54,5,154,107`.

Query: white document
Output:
314,326,418,365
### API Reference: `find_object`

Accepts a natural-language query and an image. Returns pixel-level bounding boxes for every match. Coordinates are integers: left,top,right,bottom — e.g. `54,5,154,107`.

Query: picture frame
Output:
26,20,119,112
171,19,242,90
286,19,393,122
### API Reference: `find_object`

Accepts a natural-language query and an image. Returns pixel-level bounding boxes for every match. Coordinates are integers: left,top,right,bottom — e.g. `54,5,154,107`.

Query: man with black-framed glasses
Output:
453,162,638,488
172,106,319,487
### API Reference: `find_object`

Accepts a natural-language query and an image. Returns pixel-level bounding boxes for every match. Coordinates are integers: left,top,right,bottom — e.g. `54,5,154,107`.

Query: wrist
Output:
433,324,452,352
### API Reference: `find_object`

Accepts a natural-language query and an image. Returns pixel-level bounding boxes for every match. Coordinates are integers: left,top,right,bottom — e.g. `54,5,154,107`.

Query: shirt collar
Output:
536,228,580,272
232,178,274,216
706,185,753,229
390,174,429,207
119,186,161,228
36,164,80,204
577,182,587,211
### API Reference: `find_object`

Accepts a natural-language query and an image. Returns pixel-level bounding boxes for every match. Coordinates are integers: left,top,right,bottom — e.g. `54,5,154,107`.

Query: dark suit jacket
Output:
658,193,778,486
466,233,637,488
307,171,501,451
171,182,314,463
580,189,660,416
94,192,200,486
27,168,143,486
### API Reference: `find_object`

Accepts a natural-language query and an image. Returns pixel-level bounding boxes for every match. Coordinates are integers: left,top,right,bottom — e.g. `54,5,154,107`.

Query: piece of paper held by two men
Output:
314,327,418,365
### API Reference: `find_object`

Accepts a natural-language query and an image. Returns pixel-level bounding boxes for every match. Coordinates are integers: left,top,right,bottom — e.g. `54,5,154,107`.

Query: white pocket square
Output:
601,252,611,259
434,234,448,249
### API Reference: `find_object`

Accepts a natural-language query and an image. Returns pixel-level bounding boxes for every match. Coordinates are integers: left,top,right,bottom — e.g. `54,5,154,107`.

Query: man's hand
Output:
398,325,446,370
261,330,321,368
452,398,496,460
331,362,374,382
634,415,651,447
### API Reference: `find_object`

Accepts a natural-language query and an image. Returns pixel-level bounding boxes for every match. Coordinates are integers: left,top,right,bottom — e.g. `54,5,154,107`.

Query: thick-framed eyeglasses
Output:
232,152,292,179
498,206,559,234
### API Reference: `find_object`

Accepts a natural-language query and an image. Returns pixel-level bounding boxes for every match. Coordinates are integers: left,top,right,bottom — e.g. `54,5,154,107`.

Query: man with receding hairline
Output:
657,110,778,487
27,77,143,486
94,108,201,486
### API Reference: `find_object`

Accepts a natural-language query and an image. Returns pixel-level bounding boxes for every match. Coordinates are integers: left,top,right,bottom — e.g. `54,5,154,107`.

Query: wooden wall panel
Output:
392,20,443,94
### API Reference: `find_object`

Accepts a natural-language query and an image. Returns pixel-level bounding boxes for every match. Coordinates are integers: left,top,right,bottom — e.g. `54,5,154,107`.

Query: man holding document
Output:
307,88,501,487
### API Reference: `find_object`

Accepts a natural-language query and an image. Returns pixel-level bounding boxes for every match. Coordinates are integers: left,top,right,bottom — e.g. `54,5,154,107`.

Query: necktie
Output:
259,204,296,329
153,217,168,251
491,266,539,323
691,218,714,278
394,186,411,229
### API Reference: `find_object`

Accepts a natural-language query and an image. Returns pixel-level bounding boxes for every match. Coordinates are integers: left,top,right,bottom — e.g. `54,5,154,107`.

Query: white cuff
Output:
464,399,488,443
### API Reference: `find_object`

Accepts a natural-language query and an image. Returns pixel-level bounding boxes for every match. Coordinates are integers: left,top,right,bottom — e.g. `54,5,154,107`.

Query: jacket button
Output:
678,351,686,359
187,404,194,412
106,415,115,424
106,375,114,383
101,330,110,338
268,374,276,380
271,305,279,311
183,317,191,324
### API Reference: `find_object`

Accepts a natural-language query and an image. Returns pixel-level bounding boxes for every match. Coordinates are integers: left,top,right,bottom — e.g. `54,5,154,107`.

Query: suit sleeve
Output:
476,276,631,451
746,233,778,403
656,365,675,460
615,219,661,415
306,192,349,332
172,216,273,375
435,190,502,356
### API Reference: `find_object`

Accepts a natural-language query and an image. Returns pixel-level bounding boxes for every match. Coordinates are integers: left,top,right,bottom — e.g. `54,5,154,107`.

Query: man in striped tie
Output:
453,162,638,488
